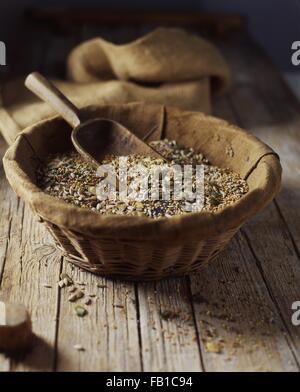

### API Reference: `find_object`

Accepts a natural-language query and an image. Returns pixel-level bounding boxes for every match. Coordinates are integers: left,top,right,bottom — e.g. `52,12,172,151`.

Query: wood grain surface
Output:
0,22,299,371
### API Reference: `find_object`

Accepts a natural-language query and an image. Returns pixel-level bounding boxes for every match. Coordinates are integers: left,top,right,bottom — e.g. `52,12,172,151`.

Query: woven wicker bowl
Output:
3,103,281,281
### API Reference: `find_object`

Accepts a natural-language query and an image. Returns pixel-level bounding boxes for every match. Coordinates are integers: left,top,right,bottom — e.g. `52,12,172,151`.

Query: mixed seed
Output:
36,139,248,217
44,267,277,363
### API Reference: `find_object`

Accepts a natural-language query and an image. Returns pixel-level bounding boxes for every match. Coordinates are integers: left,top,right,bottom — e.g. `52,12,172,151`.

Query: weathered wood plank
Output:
242,204,300,358
0,162,62,370
0,19,63,371
29,9,246,41
233,85,300,253
137,278,203,372
217,35,299,111
190,234,298,371
81,24,140,45
223,86,300,362
0,138,13,281
55,263,141,371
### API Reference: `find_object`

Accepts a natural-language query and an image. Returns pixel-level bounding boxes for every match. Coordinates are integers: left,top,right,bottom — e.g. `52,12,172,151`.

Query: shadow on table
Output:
5,333,62,371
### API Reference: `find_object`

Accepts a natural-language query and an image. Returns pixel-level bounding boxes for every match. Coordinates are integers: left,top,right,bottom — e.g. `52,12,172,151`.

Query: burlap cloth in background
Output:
0,28,230,145
3,102,281,241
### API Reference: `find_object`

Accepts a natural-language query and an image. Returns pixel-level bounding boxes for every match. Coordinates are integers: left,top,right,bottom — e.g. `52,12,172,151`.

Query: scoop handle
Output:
25,72,81,128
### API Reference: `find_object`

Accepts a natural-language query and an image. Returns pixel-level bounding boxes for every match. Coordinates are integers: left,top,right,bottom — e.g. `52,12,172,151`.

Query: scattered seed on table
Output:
36,139,248,218
60,273,73,285
205,341,222,354
74,344,85,351
75,281,86,286
58,277,71,288
75,305,87,317
68,289,84,302
97,284,108,289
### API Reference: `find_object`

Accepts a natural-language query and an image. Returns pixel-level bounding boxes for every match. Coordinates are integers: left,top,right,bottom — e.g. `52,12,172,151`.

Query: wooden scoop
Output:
25,72,162,166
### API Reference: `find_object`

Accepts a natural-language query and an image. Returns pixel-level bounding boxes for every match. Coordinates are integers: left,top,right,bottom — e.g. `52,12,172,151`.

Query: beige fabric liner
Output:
0,28,230,144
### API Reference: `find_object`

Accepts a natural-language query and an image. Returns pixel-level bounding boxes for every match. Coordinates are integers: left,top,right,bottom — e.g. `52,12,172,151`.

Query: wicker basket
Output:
3,102,281,281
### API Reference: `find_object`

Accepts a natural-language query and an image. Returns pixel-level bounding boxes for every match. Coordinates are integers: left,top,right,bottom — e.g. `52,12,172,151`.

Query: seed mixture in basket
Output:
36,139,248,218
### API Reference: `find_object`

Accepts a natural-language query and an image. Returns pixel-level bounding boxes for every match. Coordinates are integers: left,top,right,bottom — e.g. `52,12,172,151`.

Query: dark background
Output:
1,0,300,96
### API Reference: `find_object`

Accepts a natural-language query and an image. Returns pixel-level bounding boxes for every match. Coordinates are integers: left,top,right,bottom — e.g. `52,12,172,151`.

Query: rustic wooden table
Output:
0,18,300,372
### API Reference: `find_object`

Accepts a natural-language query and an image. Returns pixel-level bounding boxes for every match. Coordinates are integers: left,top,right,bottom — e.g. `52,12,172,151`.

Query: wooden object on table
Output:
25,72,162,165
25,72,81,128
0,302,32,352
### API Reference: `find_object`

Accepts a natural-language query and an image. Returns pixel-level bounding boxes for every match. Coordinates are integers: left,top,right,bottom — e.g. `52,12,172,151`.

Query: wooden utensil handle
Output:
25,72,81,128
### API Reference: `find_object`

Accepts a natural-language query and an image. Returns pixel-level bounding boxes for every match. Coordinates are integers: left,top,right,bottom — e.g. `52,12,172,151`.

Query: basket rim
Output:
3,104,282,242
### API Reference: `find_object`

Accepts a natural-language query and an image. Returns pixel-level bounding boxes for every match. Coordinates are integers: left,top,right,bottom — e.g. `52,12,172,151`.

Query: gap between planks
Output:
213,88,300,367
217,34,300,360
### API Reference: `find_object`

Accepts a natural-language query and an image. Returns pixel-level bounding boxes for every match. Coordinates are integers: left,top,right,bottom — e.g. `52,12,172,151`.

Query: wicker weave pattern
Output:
43,218,239,280
3,103,282,281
